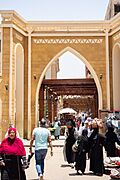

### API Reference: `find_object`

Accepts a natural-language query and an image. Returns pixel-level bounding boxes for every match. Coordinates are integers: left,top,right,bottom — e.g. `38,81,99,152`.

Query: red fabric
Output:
8,127,16,135
0,128,26,156
115,161,120,166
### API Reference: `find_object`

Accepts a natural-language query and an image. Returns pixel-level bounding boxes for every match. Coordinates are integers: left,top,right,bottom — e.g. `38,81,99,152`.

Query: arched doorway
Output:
36,47,102,124
15,44,24,137
113,43,120,110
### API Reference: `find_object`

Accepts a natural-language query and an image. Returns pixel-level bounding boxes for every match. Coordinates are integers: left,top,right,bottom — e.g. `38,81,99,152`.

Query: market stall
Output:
104,157,120,179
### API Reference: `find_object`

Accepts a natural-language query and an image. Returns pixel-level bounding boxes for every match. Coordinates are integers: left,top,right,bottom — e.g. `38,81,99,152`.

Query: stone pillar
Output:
1,28,10,139
54,98,58,118
94,93,98,117
9,27,13,124
48,92,52,123
27,29,32,139
39,84,44,121
105,29,110,110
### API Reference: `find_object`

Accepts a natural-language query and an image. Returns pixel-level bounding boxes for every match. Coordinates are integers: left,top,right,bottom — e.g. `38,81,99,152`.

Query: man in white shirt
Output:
29,118,53,180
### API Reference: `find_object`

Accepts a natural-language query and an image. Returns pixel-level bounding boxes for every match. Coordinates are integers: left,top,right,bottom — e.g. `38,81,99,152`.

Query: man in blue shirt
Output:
29,118,53,180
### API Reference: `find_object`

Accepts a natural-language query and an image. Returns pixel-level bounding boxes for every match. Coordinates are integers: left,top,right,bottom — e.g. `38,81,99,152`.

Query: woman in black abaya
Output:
105,122,120,157
75,129,89,175
65,120,76,166
88,121,105,176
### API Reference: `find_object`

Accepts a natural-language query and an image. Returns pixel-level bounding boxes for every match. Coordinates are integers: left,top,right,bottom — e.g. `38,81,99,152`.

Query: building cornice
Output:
27,20,109,32
0,10,120,37
109,12,120,31
0,10,27,32
31,33,106,37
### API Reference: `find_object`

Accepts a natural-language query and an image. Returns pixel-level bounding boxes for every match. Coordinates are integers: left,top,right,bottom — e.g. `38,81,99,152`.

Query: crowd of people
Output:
63,116,120,177
0,113,120,179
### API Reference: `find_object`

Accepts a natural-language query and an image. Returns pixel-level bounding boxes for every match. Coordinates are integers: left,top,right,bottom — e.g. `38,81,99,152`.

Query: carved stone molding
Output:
0,11,26,32
31,25,106,33
113,32,120,41
1,10,120,39
33,38,103,44
26,26,34,34
1,13,14,22
15,33,23,42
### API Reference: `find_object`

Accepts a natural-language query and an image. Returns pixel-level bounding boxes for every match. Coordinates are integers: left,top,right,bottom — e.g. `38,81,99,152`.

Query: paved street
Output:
25,138,111,180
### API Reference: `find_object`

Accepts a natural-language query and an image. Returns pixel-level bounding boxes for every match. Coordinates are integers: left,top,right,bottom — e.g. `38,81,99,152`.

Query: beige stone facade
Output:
0,3,120,140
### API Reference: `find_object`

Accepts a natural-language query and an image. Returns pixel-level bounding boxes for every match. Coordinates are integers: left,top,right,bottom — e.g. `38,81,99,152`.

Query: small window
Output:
114,4,120,15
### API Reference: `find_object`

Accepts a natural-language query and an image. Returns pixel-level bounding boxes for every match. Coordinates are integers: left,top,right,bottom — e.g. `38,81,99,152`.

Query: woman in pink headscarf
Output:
0,127,27,180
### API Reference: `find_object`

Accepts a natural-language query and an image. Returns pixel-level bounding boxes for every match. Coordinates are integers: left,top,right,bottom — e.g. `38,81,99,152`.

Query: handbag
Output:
0,156,5,167
72,141,78,152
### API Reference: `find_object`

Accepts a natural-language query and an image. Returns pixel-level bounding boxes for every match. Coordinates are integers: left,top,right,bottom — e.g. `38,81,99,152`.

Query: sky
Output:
57,52,86,79
0,0,109,79
0,0,109,21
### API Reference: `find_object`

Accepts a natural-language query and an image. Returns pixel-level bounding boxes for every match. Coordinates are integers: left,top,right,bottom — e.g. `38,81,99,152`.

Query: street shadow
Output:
61,164,71,168
69,173,83,176
85,172,96,176
69,172,103,177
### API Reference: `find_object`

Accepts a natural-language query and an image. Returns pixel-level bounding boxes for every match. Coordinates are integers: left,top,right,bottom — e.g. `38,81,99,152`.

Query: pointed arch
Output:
112,43,120,110
35,46,103,122
14,43,24,137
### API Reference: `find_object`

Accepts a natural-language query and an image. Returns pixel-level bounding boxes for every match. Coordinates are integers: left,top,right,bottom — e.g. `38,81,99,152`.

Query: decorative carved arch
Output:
35,46,103,122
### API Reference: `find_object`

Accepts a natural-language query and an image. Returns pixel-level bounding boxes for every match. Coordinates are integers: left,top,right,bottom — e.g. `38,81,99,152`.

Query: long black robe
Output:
75,135,89,173
65,127,76,164
88,128,105,175
1,155,26,180
105,127,120,157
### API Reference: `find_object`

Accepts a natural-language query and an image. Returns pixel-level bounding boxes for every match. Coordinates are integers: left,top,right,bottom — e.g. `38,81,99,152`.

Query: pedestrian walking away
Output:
53,116,61,140
75,129,89,175
63,120,76,168
29,118,53,180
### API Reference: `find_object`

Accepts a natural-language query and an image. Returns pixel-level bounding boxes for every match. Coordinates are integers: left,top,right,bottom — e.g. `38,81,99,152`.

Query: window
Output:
114,4,120,15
